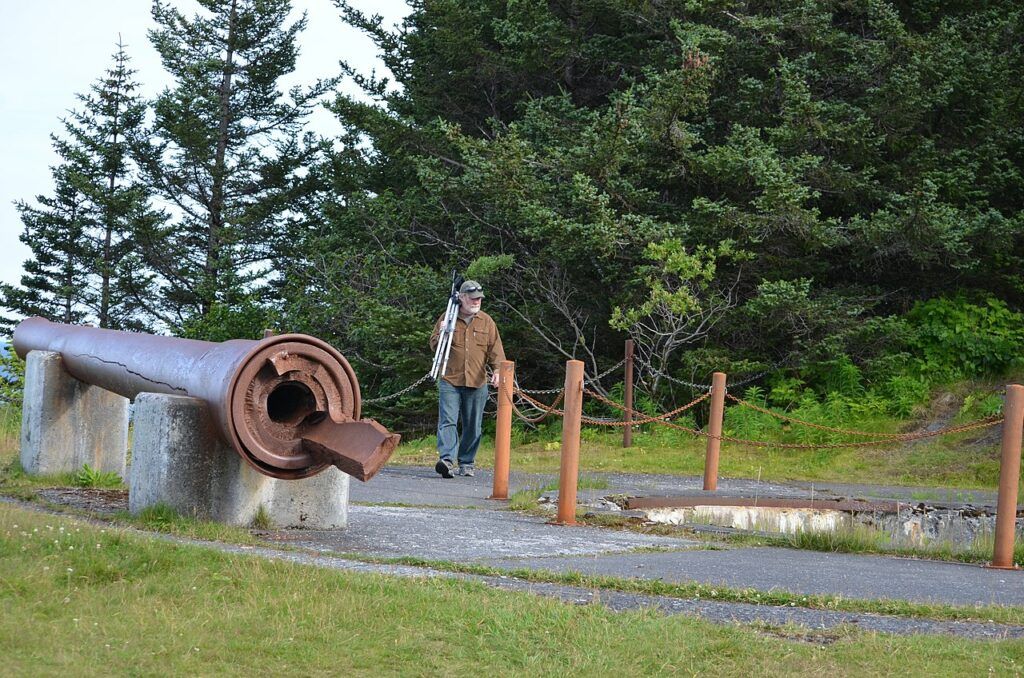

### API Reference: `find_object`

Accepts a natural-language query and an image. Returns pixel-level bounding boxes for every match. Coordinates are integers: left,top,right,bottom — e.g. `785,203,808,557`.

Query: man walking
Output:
429,279,505,478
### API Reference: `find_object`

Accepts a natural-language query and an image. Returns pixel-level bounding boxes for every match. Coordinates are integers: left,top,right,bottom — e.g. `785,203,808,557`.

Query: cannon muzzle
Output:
13,318,400,481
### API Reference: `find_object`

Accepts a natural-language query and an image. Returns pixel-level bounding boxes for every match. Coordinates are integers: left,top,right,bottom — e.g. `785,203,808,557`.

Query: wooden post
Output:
623,339,634,448
990,383,1024,569
703,372,727,491
554,360,584,525
490,360,514,500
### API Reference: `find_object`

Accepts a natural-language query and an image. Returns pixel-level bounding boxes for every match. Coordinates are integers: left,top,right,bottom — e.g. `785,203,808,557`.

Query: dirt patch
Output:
35,488,127,515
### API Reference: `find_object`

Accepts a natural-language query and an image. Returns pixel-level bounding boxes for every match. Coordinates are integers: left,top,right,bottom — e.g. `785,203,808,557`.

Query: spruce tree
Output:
141,0,332,335
1,165,94,328
55,39,162,330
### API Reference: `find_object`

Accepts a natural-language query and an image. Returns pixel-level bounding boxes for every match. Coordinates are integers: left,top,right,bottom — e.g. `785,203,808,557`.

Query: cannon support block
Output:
21,350,129,477
129,393,348,528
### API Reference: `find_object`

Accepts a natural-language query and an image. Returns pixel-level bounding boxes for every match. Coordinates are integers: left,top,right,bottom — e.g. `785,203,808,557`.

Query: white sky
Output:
0,0,409,288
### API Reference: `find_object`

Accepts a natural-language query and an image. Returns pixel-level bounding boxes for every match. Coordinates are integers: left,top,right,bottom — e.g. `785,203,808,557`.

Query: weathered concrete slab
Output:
265,504,700,561
20,350,128,477
267,467,349,529
129,393,272,525
128,393,349,528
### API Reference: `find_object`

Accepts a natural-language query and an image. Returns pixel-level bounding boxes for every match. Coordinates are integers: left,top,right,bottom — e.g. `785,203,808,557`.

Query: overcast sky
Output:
0,0,409,288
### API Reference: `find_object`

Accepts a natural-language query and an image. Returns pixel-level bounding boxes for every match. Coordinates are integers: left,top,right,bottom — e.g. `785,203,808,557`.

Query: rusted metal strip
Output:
627,496,903,513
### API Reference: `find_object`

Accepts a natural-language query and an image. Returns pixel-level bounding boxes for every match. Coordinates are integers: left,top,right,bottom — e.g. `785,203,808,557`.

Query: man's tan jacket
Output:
430,310,505,387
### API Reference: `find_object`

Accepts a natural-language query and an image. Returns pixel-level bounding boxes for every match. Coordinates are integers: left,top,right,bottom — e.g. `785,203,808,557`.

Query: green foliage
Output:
251,504,273,530
958,392,1004,421
0,347,25,408
179,299,279,342
142,0,333,331
73,464,123,489
907,296,1024,378
10,0,1024,433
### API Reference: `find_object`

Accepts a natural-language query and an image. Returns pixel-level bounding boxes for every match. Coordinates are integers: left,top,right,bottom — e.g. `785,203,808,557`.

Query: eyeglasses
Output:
463,287,482,294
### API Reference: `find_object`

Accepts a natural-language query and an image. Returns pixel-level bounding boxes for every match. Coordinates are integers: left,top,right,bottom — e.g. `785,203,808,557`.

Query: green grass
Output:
507,475,610,511
390,423,1008,492
2,503,1023,676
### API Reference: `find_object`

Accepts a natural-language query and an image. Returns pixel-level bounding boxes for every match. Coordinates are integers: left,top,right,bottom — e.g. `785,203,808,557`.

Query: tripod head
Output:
450,270,465,300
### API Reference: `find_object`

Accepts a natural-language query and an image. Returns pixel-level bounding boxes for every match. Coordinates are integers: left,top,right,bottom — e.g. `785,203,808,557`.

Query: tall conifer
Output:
1,166,93,328
57,39,162,330
2,41,158,330
141,0,331,334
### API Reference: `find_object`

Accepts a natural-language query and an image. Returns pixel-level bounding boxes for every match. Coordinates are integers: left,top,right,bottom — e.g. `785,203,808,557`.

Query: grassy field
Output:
3,503,1023,676
391,426,1006,490
384,377,1015,491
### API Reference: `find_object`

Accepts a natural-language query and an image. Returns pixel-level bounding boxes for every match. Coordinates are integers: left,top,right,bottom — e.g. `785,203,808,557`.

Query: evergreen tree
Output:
141,0,333,335
56,39,162,330
289,0,1024,420
2,41,161,332
1,165,94,328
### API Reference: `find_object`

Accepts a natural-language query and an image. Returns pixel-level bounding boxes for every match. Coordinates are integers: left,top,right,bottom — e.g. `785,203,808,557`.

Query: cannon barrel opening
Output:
267,381,318,425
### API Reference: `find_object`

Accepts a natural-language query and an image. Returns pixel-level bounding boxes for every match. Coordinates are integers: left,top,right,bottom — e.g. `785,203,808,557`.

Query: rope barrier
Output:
724,393,911,438
575,385,1002,449
357,346,1002,452
511,389,565,424
581,388,712,427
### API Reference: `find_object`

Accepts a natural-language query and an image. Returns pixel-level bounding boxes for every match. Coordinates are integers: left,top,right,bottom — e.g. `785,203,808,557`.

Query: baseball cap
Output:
459,280,485,299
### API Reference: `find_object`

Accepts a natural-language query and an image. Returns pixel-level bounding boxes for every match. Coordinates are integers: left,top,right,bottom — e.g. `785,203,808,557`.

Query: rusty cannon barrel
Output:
13,317,400,481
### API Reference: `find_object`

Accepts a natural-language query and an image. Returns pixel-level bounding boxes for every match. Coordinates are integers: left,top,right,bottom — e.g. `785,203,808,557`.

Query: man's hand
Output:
490,370,500,388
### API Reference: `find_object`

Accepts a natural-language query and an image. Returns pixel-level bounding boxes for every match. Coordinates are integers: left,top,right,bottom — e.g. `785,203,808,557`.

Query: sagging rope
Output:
518,384,1004,451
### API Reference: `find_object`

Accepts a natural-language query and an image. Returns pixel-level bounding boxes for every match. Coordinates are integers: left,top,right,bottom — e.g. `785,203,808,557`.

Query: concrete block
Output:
128,393,273,525
20,350,129,478
128,392,349,528
268,467,349,529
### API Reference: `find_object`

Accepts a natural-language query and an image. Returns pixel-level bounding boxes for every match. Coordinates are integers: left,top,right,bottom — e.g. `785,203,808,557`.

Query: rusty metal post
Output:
623,339,634,448
490,360,514,500
554,360,585,525
991,384,1024,569
703,372,727,491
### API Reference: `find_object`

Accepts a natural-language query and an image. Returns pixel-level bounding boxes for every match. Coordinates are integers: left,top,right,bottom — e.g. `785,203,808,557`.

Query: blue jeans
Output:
437,380,488,466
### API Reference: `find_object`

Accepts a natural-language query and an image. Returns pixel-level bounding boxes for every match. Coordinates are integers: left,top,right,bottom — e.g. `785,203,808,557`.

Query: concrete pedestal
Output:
20,350,129,478
128,393,349,528
268,467,350,529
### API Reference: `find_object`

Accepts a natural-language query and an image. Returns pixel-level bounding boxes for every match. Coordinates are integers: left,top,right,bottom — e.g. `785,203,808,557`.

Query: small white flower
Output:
67,567,73,572
68,546,74,551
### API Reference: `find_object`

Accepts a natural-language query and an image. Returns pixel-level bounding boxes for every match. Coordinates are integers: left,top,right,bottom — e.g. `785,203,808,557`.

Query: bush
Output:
907,296,1024,378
